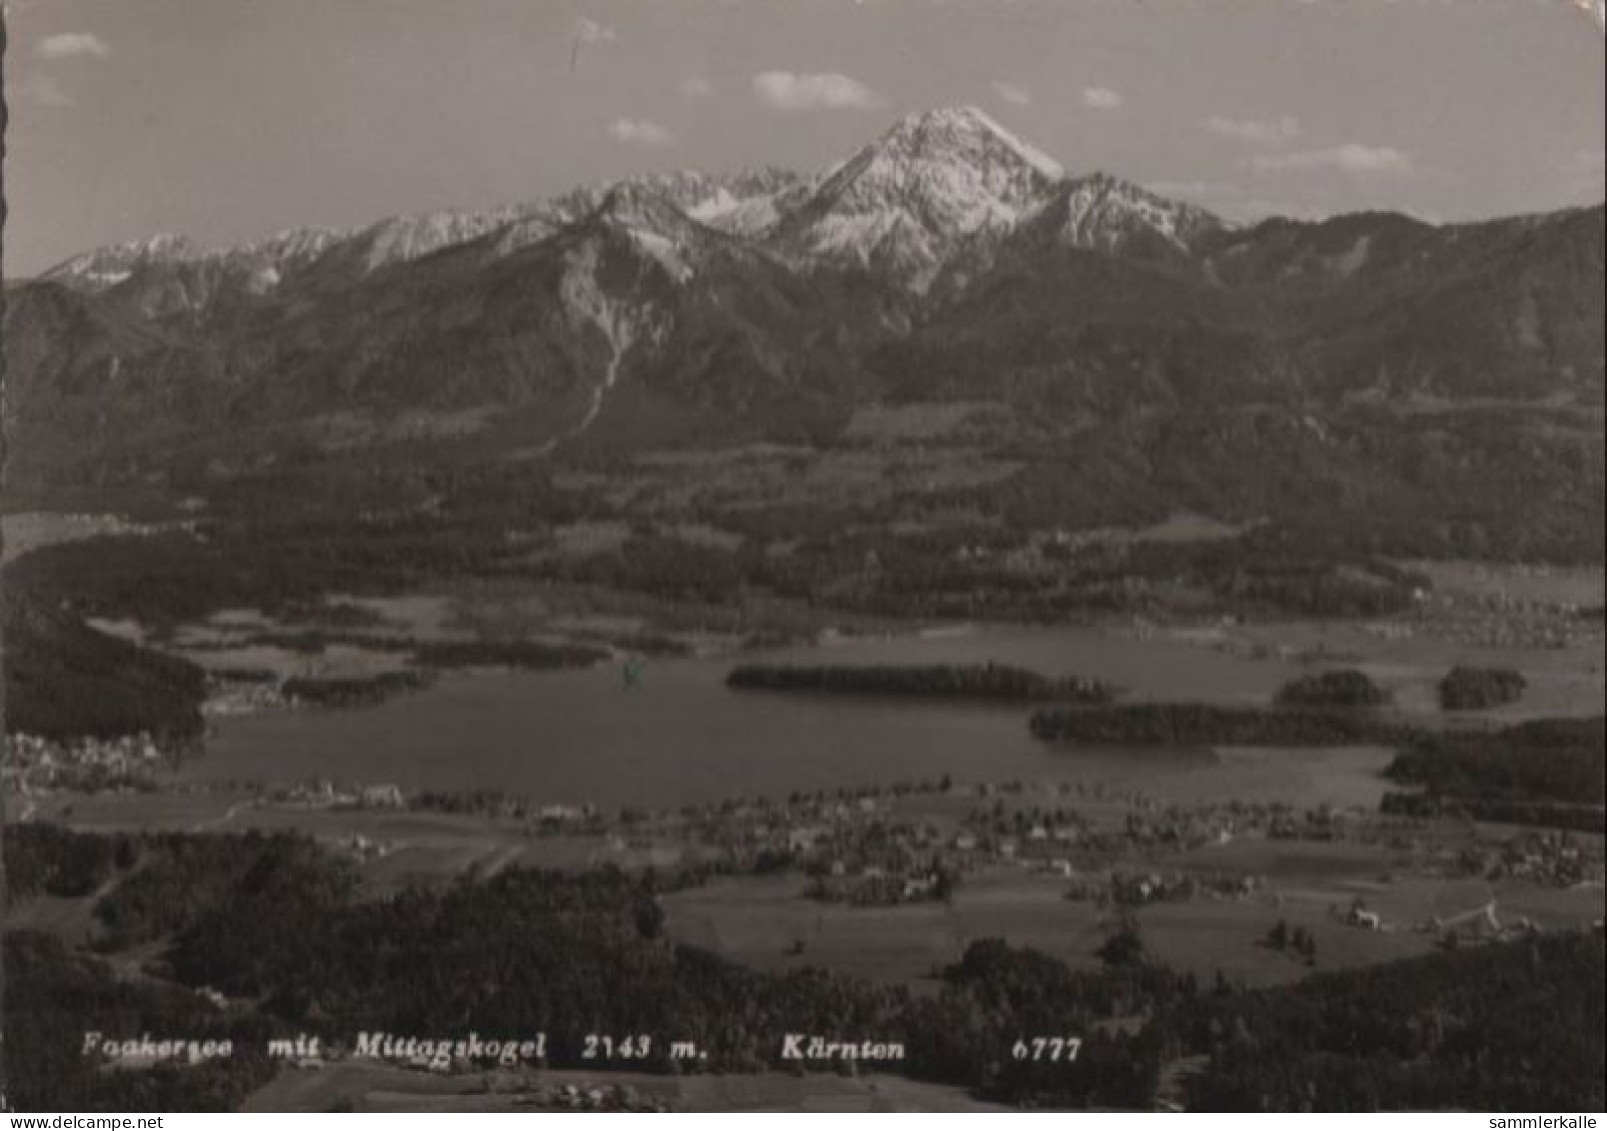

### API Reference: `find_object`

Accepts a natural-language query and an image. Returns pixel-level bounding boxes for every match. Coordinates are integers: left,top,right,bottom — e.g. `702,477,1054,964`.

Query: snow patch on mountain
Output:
45,234,203,289
358,208,527,272
45,227,348,296
1027,173,1224,253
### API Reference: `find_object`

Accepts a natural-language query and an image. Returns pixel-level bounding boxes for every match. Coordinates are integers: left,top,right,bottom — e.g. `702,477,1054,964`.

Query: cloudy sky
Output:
5,0,1604,274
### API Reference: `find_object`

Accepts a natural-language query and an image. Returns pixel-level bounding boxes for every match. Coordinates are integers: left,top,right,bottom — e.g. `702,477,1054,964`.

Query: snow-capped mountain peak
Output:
890,105,1063,180
772,105,1068,289
44,233,206,289
42,227,355,305
807,105,1062,226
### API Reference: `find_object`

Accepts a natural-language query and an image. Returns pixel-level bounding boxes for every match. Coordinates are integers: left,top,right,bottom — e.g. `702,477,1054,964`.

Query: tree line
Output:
728,663,1114,704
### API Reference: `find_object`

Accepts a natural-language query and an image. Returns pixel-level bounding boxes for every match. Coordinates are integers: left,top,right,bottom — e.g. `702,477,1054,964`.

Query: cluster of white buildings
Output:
2,730,167,793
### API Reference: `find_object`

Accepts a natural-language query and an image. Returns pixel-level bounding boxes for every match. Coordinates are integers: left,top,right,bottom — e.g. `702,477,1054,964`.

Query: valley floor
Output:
5,505,1604,1111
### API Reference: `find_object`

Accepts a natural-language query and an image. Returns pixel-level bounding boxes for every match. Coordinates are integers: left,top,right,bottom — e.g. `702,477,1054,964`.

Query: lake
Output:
184,623,1369,808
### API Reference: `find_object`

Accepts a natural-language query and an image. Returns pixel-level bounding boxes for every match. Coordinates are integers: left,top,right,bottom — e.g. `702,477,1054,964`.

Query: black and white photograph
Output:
1,0,1604,1115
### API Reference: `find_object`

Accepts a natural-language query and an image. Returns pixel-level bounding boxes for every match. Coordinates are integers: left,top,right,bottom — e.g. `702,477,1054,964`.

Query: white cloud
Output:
751,71,885,112
991,80,1032,107
35,32,110,60
1081,86,1123,111
681,76,713,100
576,17,616,46
1253,143,1412,175
1203,114,1301,145
606,117,675,147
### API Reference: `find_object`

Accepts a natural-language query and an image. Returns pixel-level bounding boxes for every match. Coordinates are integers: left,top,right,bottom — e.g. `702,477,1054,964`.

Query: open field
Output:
1406,560,1606,610
663,854,1604,993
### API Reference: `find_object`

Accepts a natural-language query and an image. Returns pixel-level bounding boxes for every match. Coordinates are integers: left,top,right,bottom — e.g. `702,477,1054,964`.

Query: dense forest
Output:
1382,717,1606,832
1159,932,1605,1111
727,662,1114,703
4,509,1428,634
1274,669,1389,709
1438,666,1527,712
1,585,206,742
281,670,436,708
3,824,137,902
4,932,283,1112
1029,703,1408,747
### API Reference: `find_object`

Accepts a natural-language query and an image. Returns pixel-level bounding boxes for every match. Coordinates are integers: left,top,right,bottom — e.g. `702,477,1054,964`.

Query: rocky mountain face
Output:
6,107,1603,558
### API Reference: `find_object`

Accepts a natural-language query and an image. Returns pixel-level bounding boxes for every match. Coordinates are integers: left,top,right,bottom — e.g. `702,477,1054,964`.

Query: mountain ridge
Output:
7,107,1602,561
37,104,1595,307
39,106,1231,302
